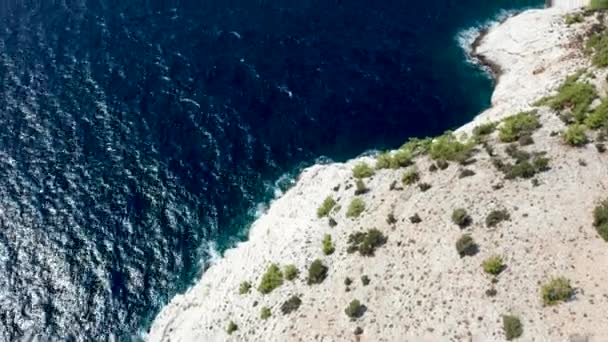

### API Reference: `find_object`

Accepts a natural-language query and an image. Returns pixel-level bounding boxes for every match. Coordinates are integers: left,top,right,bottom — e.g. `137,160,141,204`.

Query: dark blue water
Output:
0,0,542,340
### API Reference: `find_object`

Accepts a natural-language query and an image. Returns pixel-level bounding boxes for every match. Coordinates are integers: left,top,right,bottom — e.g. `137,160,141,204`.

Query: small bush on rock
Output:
456,234,478,257
307,259,328,285
473,122,497,137
593,199,608,241
541,277,573,306
281,295,302,315
429,132,475,163
347,228,387,256
284,264,299,281
452,208,472,228
353,162,375,179
345,299,365,319
482,255,505,275
227,321,238,335
239,281,251,295
260,306,271,320
486,209,510,227
317,196,336,218
258,263,284,294
503,315,523,340
402,167,420,185
346,198,366,218
563,125,589,146
322,234,335,255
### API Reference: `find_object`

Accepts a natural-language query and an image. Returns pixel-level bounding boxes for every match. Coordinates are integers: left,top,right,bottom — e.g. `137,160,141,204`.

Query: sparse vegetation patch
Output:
258,264,284,294
486,209,510,227
346,198,366,218
563,124,589,146
482,255,505,276
402,167,420,185
353,162,375,179
284,264,299,281
452,208,472,228
317,196,336,218
347,228,387,256
593,199,608,241
281,295,302,315
541,277,574,306
307,259,328,285
322,234,335,255
503,315,523,340
456,234,478,257
536,72,597,121
499,111,541,143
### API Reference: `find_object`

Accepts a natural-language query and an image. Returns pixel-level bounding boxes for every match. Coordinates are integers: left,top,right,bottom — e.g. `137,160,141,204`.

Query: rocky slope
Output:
148,6,608,342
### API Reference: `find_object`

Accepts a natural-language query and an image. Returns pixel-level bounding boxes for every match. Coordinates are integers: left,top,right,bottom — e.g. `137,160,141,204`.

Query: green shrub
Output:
345,299,365,319
499,111,541,142
392,149,414,168
563,125,589,146
284,264,299,281
541,277,574,306
585,97,608,129
353,162,375,179
375,152,393,169
400,137,433,156
456,234,478,257
239,281,251,295
322,234,335,255
328,217,338,227
537,73,597,119
593,199,608,241
317,196,336,218
281,295,302,315
227,321,238,335
503,315,523,340
482,255,505,275
565,13,583,25
429,132,475,162
354,179,368,195
344,277,353,286
346,198,366,218
473,122,497,137
377,149,414,169
486,209,510,227
307,259,328,285
258,263,284,294
590,0,608,9
260,306,271,320
452,208,471,228
347,228,387,256
402,168,420,185
361,275,370,286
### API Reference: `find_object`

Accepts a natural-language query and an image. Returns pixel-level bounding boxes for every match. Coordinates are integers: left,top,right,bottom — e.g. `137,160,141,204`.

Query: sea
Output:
0,0,542,340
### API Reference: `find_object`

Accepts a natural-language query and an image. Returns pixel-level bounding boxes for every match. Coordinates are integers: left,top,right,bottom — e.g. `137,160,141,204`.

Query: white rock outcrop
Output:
149,7,608,342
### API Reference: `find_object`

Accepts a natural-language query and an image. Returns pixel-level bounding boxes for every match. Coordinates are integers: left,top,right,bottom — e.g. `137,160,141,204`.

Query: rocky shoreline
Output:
148,5,608,342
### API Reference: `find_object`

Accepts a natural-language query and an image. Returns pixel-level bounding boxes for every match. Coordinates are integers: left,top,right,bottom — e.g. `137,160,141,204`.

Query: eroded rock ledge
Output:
149,7,608,342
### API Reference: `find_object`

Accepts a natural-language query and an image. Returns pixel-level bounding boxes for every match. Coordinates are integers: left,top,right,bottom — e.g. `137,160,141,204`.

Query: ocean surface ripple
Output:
0,0,540,340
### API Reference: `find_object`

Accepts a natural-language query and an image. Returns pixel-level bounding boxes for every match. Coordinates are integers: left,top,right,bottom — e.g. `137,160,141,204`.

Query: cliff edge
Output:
149,6,608,342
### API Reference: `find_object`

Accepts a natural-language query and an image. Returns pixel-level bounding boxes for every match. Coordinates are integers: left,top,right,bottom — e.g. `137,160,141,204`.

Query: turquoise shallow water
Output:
0,0,542,340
